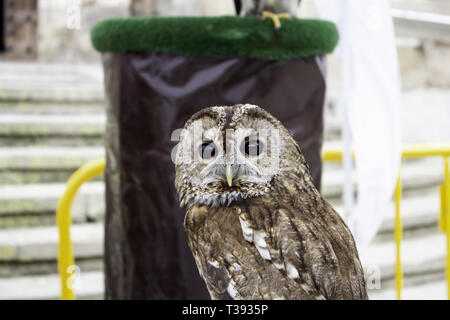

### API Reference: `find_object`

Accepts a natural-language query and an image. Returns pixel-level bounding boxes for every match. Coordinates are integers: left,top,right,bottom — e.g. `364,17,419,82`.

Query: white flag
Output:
316,0,402,262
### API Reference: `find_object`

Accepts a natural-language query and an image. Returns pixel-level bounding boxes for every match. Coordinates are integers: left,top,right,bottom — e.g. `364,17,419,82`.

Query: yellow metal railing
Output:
442,156,450,299
57,143,450,300
56,158,105,300
322,142,450,300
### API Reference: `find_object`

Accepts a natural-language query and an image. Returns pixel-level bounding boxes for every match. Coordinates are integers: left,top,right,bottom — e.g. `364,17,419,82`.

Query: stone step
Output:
329,187,441,238
392,0,450,15
0,185,440,233
0,181,440,235
365,230,447,287
0,223,103,278
0,268,446,300
321,156,444,200
0,182,104,228
0,156,443,229
393,8,450,43
0,140,442,188
0,113,105,146
369,274,448,300
0,62,104,104
0,221,446,299
0,111,337,146
0,102,105,115
400,89,450,142
323,89,450,141
0,146,105,184
0,217,445,284
0,270,104,300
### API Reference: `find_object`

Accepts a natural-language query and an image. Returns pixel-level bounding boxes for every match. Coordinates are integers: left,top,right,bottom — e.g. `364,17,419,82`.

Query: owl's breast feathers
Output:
184,177,368,300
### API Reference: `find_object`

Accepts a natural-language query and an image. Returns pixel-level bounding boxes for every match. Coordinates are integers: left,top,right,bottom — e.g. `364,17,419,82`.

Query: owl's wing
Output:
184,213,232,299
190,249,233,300
186,206,320,300
237,198,368,300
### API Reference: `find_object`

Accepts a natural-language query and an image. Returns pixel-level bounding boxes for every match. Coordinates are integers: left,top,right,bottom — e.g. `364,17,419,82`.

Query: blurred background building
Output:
0,0,449,299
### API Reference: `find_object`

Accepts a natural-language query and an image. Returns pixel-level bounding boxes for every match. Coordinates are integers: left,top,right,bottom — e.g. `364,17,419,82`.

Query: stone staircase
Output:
0,59,448,300
0,62,106,299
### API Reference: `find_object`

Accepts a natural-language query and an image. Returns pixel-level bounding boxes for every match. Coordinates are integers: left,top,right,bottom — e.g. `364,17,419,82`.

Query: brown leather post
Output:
103,51,326,299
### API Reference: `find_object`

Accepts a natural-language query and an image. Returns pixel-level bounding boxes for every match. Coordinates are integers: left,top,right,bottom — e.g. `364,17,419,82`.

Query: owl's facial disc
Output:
193,127,275,189
175,105,289,208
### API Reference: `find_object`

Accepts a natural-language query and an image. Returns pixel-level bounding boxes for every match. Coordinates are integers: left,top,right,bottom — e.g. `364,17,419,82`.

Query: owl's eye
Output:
241,137,263,157
200,141,217,159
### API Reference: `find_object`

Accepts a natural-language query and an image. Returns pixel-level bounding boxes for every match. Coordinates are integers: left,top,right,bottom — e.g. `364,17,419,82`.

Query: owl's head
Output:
174,104,309,208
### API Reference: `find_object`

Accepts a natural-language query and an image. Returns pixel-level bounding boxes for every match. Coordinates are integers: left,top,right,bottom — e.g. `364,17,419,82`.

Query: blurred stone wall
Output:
392,0,450,88
301,0,450,90
391,0,450,15
37,0,234,62
35,0,450,88
129,0,234,16
37,0,130,62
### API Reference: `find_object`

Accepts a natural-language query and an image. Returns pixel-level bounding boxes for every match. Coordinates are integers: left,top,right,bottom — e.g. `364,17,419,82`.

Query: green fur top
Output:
91,16,338,60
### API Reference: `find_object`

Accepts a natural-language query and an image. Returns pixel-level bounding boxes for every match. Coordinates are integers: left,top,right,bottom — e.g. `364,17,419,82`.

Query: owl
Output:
175,104,368,300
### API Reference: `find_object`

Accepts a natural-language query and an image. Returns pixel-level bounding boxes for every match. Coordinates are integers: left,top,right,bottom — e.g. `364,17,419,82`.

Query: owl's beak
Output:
226,164,234,187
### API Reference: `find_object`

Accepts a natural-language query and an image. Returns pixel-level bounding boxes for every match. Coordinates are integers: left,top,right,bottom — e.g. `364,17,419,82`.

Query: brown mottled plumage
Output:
175,104,368,300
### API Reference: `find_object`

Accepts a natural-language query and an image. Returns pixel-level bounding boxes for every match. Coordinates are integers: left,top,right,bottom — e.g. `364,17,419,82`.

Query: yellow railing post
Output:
439,185,446,233
394,170,403,300
56,158,106,300
443,157,450,299
321,143,450,300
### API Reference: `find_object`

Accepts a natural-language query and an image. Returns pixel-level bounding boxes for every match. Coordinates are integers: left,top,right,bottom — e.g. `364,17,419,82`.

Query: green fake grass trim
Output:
91,16,338,60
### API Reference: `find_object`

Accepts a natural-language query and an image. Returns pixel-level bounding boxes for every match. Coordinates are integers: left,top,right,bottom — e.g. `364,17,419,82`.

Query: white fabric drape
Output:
316,0,402,262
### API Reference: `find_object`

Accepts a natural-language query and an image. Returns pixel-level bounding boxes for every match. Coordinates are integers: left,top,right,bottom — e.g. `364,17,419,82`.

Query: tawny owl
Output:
174,104,367,300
